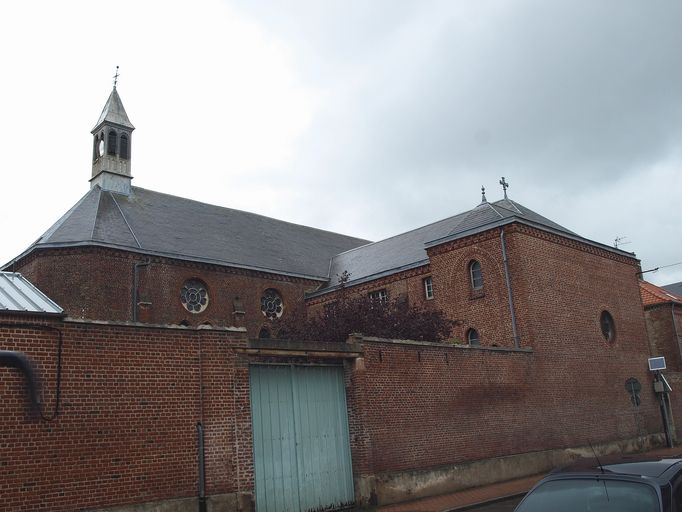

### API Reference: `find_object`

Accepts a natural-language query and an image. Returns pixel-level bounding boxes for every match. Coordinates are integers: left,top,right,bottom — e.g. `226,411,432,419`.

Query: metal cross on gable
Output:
499,177,509,199
113,66,120,88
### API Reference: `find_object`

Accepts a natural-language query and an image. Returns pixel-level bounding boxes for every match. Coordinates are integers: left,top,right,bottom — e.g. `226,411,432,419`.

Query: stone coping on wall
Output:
63,317,247,333
244,338,362,358
353,334,534,353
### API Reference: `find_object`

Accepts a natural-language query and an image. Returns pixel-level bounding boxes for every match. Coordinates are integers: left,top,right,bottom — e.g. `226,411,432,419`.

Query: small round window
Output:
600,311,616,342
261,289,284,320
180,279,209,314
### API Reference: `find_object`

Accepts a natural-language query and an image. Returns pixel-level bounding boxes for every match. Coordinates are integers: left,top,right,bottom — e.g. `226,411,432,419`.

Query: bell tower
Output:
91,72,135,195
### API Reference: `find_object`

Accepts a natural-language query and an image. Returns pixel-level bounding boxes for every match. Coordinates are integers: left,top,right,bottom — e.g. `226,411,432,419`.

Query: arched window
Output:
469,260,483,290
259,327,271,339
467,328,480,346
107,130,117,156
600,311,616,342
120,134,129,159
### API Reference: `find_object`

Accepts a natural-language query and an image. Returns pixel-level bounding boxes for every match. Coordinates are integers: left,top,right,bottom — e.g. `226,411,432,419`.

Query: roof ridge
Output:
493,198,523,214
42,187,102,244
109,192,142,248
91,188,102,241
486,202,505,219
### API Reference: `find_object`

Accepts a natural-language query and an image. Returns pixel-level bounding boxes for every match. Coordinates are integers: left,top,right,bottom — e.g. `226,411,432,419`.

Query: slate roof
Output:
664,282,682,297
316,198,625,294
0,272,63,315
92,87,134,131
9,187,635,291
15,186,370,280
640,280,682,307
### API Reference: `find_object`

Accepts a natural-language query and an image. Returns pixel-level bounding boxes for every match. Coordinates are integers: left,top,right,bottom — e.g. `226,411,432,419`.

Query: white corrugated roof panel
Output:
0,272,63,315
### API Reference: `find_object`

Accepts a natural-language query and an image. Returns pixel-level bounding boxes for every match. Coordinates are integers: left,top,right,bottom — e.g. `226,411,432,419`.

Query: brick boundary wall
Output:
346,335,664,505
0,315,253,512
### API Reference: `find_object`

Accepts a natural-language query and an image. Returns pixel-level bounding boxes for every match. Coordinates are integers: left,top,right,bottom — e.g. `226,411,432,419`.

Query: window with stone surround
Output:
423,276,434,300
261,288,284,320
368,289,388,302
600,310,616,342
120,134,129,159
107,129,117,156
469,260,483,290
180,279,209,313
467,328,480,345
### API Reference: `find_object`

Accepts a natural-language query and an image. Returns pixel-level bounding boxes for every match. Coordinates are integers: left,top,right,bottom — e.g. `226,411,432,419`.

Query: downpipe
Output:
132,259,151,323
500,228,520,348
197,422,207,512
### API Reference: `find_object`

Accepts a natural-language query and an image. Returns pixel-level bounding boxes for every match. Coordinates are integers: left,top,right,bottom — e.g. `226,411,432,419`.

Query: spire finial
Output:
481,186,487,203
499,176,509,199
113,66,120,88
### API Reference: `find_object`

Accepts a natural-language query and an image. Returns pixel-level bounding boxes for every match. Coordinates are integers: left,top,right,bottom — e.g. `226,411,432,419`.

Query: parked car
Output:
514,454,682,512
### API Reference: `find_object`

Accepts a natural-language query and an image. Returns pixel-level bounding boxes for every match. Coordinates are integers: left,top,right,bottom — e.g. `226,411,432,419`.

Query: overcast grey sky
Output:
1,0,681,285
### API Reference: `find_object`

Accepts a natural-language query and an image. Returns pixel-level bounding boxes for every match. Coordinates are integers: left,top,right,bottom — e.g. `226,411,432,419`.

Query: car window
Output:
515,478,660,512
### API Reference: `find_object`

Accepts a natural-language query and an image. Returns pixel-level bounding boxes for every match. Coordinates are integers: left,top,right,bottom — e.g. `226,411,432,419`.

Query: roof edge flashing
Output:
425,218,637,260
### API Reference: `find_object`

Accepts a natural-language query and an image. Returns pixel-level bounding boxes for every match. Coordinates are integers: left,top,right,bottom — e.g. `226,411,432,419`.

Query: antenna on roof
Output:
481,186,487,203
614,236,630,249
499,177,509,199
113,66,120,88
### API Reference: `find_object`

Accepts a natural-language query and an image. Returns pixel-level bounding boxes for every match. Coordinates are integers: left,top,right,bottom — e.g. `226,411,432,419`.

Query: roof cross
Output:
113,66,120,88
499,177,509,199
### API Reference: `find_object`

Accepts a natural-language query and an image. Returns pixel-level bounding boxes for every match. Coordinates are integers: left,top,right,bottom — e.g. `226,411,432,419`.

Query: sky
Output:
1,0,681,286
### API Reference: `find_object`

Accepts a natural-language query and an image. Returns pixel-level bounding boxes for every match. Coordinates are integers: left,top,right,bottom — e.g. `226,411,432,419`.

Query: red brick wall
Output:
347,336,661,477
644,304,682,435
0,315,252,512
343,226,659,477
427,230,514,345
507,225,647,355
645,304,682,372
15,248,321,338
306,265,436,316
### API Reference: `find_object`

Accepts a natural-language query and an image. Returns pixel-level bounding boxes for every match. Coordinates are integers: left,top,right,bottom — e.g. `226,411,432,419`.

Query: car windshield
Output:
515,478,660,512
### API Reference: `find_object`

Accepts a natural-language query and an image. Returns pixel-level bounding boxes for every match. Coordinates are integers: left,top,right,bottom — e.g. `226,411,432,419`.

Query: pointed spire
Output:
481,186,487,203
92,84,134,132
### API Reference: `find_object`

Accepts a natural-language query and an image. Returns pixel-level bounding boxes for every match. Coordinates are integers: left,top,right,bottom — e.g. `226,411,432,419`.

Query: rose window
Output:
180,279,209,313
261,289,283,319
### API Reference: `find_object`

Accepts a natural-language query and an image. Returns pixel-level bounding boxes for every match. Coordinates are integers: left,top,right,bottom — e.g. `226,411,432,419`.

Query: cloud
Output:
229,0,682,278
1,0,680,287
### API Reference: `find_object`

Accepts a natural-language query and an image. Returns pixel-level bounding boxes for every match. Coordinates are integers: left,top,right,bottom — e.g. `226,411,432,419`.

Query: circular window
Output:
180,279,209,313
600,310,616,342
261,289,284,320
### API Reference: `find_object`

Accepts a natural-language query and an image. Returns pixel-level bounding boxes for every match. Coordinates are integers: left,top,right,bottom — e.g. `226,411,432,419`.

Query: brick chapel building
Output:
1,86,668,512
6,85,645,351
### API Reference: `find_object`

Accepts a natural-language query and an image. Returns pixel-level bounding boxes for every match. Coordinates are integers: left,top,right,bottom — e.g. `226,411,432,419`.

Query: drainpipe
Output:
132,259,151,322
500,228,520,348
672,303,681,360
197,422,207,512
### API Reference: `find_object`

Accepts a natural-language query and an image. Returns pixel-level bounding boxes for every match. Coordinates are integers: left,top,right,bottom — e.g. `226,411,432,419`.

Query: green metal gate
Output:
249,365,354,512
